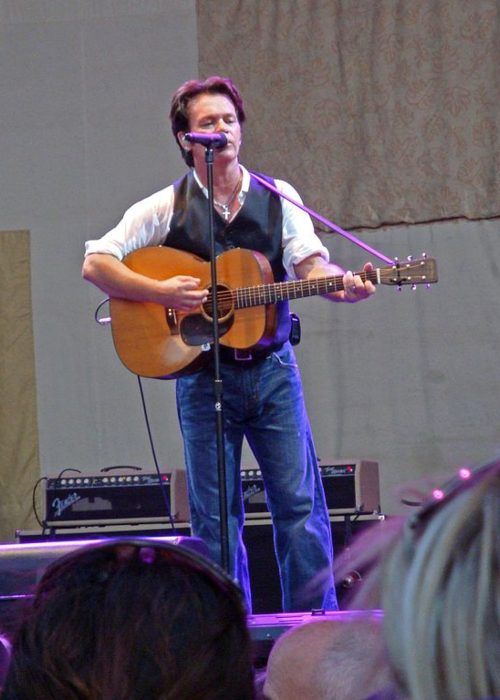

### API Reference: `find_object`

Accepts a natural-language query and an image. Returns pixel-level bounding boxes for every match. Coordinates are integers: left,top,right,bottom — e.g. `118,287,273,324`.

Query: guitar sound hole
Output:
202,284,234,322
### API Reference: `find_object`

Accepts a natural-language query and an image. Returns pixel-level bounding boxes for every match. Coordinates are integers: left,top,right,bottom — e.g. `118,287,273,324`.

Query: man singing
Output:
82,76,375,612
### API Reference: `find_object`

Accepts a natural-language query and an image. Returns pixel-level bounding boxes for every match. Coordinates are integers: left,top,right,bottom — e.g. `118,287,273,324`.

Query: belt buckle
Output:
234,349,253,362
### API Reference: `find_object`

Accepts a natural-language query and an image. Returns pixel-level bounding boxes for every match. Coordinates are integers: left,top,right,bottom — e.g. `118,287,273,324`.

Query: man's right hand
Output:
82,253,208,311
157,275,208,311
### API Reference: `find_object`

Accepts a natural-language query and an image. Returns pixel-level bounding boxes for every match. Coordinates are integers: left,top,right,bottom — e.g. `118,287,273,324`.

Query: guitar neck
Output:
234,269,378,309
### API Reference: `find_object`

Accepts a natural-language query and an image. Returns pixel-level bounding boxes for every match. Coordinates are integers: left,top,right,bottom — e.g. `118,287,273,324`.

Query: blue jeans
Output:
176,342,337,613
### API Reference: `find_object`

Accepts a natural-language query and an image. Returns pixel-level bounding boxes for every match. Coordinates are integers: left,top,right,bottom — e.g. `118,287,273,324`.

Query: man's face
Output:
180,92,242,168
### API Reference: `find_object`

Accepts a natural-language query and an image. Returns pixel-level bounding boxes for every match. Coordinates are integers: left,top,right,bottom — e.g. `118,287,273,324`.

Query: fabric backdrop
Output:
0,231,40,540
197,0,499,230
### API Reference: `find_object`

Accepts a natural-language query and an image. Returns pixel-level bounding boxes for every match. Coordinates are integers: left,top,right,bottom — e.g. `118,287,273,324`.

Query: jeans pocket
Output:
272,351,298,370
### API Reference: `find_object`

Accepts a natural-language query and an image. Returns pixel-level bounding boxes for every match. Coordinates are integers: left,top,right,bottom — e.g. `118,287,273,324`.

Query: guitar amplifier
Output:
242,460,380,518
44,470,190,527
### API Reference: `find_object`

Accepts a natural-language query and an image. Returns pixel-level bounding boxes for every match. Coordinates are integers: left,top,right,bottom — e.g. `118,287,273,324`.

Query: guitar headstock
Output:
379,255,438,288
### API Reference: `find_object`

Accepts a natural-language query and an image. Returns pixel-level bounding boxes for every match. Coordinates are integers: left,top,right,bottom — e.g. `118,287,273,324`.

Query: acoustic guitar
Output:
109,246,438,379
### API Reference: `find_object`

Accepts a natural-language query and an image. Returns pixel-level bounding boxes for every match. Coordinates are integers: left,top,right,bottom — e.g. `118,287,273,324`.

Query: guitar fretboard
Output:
234,270,377,309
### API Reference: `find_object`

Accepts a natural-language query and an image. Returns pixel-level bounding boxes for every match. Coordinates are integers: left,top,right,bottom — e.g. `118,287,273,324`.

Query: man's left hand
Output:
341,263,376,303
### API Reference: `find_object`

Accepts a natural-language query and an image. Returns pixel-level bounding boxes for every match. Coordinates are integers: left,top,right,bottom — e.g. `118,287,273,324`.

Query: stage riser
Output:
248,609,383,666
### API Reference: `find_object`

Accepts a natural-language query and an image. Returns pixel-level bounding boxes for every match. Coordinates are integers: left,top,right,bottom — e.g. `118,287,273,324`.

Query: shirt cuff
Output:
84,239,124,260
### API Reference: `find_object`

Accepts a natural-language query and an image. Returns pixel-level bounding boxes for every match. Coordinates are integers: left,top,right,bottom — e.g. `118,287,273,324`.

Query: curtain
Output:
0,231,41,541
197,0,499,230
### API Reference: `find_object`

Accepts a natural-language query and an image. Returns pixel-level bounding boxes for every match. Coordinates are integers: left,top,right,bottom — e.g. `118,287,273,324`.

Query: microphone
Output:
184,132,228,148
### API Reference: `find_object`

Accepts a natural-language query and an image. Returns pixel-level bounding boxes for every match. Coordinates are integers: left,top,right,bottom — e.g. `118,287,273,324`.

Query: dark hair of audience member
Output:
2,539,255,700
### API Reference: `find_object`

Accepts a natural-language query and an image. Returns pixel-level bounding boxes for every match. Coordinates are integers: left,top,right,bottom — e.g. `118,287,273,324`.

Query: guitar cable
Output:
136,374,178,532
94,298,178,533
94,297,111,326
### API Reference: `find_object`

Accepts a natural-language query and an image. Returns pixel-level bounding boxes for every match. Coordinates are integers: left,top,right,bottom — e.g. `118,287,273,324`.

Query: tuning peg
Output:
412,284,417,291
407,255,413,261
426,283,431,289
422,252,427,258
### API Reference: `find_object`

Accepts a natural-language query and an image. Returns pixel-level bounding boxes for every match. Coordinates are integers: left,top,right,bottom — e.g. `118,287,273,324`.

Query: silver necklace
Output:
213,174,242,221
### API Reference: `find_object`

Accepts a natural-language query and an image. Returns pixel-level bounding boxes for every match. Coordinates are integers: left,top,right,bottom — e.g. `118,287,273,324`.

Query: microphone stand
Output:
203,144,230,572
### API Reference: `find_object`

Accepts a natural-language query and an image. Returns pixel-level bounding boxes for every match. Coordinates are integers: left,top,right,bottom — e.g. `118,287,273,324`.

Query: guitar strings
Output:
202,271,372,306
198,264,427,309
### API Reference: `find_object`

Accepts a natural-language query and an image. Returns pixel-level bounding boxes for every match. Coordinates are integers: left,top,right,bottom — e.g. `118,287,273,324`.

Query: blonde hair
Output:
382,461,500,700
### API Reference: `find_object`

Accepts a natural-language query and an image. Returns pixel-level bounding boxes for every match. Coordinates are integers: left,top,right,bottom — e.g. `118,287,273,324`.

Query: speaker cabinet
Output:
243,514,384,613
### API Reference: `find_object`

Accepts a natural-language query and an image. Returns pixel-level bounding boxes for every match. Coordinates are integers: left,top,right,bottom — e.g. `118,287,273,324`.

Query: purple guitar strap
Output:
250,171,395,265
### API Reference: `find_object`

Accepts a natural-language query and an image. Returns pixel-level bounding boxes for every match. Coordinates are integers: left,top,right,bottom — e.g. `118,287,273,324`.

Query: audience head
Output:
381,459,500,700
263,612,393,700
2,538,255,700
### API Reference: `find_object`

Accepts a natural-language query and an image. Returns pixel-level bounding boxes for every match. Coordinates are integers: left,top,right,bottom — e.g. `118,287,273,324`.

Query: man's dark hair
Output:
170,76,246,167
2,539,255,699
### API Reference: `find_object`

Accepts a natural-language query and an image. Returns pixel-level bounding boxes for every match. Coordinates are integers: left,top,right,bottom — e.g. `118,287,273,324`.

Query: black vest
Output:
167,171,291,347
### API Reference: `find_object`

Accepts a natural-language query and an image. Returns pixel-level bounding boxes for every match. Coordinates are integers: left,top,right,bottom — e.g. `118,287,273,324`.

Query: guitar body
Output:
109,247,276,379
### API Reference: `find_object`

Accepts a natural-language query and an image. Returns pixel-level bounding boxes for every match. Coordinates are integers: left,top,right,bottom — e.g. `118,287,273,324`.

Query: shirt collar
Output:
192,165,250,203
